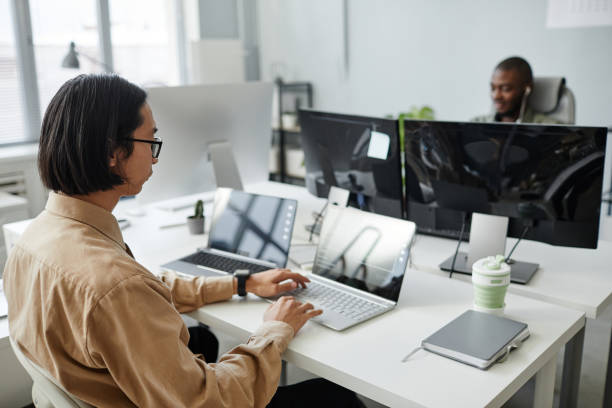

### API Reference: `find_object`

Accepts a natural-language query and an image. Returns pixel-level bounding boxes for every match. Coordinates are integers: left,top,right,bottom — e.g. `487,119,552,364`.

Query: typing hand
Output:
246,268,310,297
264,296,322,335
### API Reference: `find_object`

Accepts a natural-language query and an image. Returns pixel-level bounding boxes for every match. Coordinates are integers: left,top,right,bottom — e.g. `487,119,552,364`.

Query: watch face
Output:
235,269,250,277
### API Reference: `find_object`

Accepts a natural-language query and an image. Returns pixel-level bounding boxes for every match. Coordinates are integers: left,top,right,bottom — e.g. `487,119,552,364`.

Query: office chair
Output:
9,337,93,408
527,77,576,124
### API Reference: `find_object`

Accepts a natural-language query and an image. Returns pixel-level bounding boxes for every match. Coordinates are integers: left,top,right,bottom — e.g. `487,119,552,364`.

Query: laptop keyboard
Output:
286,281,386,321
181,251,271,274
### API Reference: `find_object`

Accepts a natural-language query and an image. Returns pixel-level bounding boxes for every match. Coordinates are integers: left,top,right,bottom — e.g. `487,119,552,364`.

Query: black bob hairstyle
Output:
38,74,147,195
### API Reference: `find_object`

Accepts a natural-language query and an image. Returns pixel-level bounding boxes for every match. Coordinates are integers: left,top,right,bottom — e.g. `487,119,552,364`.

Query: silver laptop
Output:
274,205,416,331
161,188,297,277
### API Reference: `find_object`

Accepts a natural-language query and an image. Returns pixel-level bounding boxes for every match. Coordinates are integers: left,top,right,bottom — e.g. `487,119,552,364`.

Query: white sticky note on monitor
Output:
367,130,390,160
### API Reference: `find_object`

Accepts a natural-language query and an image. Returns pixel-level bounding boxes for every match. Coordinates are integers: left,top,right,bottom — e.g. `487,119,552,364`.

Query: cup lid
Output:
484,255,505,270
473,255,511,275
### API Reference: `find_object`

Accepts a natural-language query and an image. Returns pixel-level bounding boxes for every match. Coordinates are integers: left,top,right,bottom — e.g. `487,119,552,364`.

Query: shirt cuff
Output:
202,275,235,303
250,321,295,353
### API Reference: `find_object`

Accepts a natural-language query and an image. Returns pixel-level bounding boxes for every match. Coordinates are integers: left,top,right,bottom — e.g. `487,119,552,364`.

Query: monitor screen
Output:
313,205,415,303
402,120,607,248
299,109,403,218
139,82,273,204
208,188,297,267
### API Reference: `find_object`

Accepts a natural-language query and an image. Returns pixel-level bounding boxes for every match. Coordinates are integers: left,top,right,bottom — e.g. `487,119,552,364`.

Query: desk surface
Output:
113,182,584,407
0,181,592,407
246,182,612,320
411,233,612,320
252,182,612,319
189,269,583,407
4,181,607,321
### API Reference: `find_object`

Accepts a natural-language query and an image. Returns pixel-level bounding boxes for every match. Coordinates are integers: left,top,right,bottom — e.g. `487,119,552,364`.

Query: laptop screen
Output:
208,188,297,267
313,206,416,303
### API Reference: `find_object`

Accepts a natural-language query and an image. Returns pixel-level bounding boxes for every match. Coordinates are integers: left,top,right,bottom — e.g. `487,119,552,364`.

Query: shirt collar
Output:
45,192,125,250
494,106,535,123
519,106,536,123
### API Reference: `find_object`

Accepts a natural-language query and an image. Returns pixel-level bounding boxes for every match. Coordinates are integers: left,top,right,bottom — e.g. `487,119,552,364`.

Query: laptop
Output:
161,188,297,277
272,205,416,331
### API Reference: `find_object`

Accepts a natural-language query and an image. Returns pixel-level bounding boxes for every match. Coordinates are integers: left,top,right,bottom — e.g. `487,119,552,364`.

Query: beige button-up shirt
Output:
3,192,294,407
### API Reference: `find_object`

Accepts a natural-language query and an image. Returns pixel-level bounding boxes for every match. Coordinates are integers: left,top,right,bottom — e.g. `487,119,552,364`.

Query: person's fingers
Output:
292,273,310,283
298,309,323,327
292,273,311,288
305,308,323,317
271,271,311,290
275,280,299,293
270,270,304,283
276,295,294,304
297,302,315,311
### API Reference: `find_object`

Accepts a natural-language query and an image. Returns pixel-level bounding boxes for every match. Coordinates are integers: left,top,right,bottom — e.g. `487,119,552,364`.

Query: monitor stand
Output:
439,212,539,284
208,141,244,190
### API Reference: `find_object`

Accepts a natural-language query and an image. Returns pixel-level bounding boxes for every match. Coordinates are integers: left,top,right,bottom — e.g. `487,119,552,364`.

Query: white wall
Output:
257,0,612,239
257,0,612,126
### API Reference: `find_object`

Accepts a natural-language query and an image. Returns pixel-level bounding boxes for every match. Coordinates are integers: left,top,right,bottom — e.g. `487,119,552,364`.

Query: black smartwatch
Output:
234,269,251,297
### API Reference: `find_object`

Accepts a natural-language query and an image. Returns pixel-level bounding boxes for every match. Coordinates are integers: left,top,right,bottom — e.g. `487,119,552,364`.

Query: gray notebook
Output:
422,310,530,370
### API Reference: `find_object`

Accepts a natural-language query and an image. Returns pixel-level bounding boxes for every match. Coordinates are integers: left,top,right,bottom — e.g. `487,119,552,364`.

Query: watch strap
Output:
234,269,250,297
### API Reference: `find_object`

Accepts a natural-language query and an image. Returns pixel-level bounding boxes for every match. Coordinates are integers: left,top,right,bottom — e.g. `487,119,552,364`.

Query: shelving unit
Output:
269,78,313,185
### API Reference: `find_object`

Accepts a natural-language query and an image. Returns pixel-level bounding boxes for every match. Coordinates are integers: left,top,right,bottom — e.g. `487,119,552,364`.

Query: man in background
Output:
472,56,561,124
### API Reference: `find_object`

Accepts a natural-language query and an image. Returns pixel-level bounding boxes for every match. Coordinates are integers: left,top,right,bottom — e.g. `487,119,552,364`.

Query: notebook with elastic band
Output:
404,310,529,370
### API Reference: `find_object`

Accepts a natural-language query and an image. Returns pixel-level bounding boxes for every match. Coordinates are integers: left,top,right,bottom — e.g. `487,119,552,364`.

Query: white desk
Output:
1,182,587,407
188,268,583,407
411,235,612,320
115,182,584,407
409,233,612,408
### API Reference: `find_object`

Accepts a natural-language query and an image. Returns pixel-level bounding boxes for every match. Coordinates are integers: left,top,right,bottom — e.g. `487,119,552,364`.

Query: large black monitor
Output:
299,110,403,218
402,120,607,283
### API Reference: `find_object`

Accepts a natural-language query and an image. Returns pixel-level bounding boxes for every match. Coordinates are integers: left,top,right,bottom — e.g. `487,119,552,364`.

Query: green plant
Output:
401,105,435,120
193,200,204,218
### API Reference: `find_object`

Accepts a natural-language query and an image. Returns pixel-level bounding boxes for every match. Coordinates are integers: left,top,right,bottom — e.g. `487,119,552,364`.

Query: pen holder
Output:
186,215,205,235
472,255,510,316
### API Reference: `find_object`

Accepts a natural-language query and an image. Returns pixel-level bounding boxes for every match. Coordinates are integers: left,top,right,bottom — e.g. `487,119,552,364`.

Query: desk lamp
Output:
61,42,112,72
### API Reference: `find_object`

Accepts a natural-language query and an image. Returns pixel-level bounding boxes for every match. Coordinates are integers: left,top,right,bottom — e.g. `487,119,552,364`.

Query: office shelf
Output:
269,78,313,185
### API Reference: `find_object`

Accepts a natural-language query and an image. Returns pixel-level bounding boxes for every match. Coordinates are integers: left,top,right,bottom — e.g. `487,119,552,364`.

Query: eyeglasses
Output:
129,137,163,158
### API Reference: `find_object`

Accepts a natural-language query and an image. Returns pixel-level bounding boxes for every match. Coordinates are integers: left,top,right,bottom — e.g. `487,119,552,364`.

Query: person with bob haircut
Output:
3,74,363,407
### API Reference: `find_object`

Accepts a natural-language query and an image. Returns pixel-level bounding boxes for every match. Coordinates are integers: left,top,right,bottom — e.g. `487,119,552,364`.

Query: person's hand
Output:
245,268,310,297
264,296,322,335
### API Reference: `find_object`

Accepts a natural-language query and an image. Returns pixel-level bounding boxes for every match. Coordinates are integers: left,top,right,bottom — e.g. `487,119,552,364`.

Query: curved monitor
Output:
402,120,607,248
299,109,403,218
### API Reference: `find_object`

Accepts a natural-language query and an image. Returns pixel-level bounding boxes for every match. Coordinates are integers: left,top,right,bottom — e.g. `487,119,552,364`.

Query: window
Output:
110,0,179,87
2,0,188,147
30,0,100,114
0,0,27,144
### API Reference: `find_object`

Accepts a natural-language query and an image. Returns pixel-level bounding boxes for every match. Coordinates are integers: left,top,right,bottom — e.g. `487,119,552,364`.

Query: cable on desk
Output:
505,225,530,264
449,214,469,279
401,346,424,363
